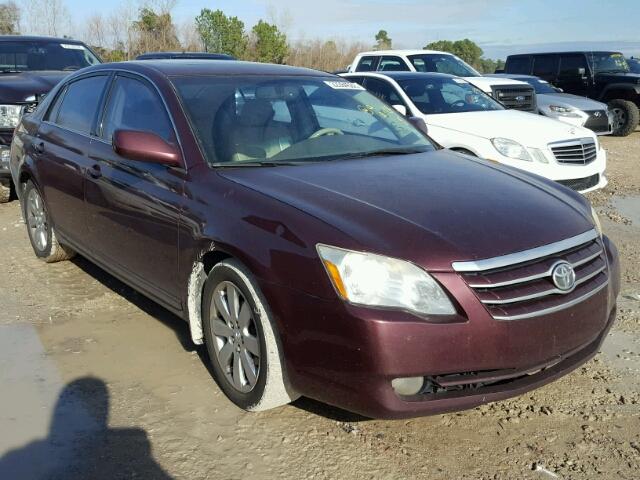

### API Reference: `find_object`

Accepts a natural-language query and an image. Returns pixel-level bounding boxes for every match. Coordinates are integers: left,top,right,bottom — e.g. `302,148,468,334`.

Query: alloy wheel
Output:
26,188,48,252
210,281,261,393
611,107,626,132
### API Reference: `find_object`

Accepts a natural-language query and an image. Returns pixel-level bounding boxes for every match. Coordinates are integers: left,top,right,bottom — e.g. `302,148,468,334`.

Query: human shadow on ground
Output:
0,377,173,480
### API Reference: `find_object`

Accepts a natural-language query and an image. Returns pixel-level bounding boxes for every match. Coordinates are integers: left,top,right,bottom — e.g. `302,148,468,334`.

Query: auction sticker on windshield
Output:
324,81,365,90
60,43,86,50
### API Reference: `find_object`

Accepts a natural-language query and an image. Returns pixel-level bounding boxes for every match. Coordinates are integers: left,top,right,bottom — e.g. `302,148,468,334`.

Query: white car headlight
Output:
548,105,582,118
0,104,23,128
491,138,532,162
317,244,455,316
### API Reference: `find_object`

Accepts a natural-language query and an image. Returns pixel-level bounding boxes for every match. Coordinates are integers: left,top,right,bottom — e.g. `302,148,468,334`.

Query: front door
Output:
85,74,184,308
556,54,591,97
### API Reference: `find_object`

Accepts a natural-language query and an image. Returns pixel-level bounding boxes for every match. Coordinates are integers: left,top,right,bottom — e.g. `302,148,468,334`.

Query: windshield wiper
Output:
0,69,22,73
338,148,429,161
212,160,303,168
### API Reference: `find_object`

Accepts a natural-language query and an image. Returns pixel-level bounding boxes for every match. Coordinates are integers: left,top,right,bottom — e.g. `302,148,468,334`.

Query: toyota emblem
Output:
551,262,576,292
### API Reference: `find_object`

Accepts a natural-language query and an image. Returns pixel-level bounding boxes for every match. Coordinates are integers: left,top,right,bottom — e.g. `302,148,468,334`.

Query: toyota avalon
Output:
10,61,619,418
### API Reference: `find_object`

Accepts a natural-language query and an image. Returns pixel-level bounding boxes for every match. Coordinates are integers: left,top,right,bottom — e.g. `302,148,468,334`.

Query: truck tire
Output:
23,180,75,263
0,183,9,203
608,99,639,137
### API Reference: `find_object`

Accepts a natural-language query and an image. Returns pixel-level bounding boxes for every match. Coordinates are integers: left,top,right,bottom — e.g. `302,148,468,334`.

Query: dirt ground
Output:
0,130,638,480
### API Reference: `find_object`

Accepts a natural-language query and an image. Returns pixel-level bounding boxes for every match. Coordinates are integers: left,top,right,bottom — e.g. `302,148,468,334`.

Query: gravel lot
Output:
0,130,638,480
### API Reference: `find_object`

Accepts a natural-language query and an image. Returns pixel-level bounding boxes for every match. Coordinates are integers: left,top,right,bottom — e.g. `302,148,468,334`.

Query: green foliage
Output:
0,1,19,35
251,20,288,64
374,29,392,50
424,38,483,65
195,8,247,58
132,7,180,53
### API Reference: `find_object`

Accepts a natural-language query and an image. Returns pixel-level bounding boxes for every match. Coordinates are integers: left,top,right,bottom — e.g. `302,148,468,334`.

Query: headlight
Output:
491,138,532,161
317,244,455,316
590,206,602,237
548,105,582,118
0,104,23,128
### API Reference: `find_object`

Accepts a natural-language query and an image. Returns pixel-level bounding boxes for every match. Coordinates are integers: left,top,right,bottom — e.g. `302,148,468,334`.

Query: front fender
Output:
598,83,640,101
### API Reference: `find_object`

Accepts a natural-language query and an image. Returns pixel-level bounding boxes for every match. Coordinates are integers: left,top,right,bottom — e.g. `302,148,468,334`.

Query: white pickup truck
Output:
348,49,537,113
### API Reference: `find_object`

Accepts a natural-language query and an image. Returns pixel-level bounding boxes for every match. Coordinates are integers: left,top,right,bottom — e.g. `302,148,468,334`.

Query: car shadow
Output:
0,377,173,480
70,255,195,352
292,397,370,422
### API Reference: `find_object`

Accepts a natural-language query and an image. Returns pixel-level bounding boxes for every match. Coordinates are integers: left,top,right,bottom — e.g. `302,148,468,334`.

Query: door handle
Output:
34,142,45,154
88,163,102,179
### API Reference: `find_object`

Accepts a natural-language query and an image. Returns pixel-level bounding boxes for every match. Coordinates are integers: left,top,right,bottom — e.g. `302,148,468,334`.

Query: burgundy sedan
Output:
10,61,620,418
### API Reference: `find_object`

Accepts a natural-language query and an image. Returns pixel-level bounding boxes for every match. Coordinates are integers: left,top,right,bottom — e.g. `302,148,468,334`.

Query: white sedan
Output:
341,71,607,193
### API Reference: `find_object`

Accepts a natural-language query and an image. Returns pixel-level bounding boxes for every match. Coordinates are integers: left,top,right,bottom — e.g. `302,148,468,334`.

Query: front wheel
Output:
608,99,639,137
202,259,298,411
22,181,75,263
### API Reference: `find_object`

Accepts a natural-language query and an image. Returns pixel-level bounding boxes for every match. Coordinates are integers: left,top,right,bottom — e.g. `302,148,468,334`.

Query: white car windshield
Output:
397,77,504,115
408,54,480,77
173,76,435,166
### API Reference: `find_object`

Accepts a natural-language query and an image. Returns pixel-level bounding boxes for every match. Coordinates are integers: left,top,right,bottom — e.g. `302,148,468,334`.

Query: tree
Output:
195,9,247,58
250,20,288,64
0,1,19,34
132,5,180,56
374,29,392,50
24,0,70,37
424,38,483,66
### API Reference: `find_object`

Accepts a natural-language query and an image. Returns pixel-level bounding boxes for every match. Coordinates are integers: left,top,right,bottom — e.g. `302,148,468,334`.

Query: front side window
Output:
408,54,480,77
172,76,434,165
559,54,588,75
398,77,504,115
378,56,410,72
52,75,109,134
590,52,630,74
0,41,100,72
101,76,174,143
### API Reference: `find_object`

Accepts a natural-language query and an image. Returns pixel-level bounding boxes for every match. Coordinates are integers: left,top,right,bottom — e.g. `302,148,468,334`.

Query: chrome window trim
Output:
492,280,608,321
467,248,603,288
452,229,599,273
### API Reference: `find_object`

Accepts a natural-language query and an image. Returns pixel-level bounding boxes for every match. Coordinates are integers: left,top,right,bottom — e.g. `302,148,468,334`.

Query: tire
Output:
202,259,298,411
22,181,75,263
0,182,9,204
608,99,639,137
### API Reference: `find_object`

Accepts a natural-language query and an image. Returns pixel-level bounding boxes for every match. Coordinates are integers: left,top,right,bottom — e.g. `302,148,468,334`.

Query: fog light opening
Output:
391,376,424,396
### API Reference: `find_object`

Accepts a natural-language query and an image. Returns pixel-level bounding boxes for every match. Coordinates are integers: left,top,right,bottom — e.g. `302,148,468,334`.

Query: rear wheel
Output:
608,99,639,137
202,259,298,411
22,181,75,263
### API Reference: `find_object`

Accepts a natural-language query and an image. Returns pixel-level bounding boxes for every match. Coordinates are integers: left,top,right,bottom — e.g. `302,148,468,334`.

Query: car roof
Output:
0,35,86,44
345,71,457,81
136,52,235,60
508,51,622,57
86,60,333,78
356,49,452,57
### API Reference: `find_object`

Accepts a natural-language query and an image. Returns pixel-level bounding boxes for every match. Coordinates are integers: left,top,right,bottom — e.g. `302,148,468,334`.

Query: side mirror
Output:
407,116,429,135
113,129,182,167
392,104,407,116
578,67,586,75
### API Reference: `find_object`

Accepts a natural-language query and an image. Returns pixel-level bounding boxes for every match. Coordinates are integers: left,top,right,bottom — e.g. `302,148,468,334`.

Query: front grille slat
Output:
454,230,608,321
492,85,536,112
550,138,597,165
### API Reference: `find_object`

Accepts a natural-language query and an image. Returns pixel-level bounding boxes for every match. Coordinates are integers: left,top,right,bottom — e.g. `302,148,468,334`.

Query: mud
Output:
0,131,638,479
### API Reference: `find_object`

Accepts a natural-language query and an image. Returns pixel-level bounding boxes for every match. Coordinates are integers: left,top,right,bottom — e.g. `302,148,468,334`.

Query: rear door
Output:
354,56,380,72
532,54,559,83
505,55,532,75
35,74,110,239
85,73,184,308
556,53,591,96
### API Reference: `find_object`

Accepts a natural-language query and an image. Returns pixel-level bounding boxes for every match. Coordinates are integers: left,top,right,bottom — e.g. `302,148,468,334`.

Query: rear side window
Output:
559,54,588,75
378,56,410,72
51,75,108,134
505,56,532,74
355,56,378,72
532,56,559,78
101,76,174,143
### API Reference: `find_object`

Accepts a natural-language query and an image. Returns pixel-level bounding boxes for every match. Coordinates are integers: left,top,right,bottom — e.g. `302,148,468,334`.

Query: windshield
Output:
520,77,557,94
172,76,435,166
0,41,101,72
591,52,630,74
397,77,504,115
408,54,481,77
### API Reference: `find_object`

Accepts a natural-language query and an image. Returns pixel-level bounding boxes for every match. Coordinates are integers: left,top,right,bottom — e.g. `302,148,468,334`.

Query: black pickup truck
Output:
504,51,640,136
0,36,101,202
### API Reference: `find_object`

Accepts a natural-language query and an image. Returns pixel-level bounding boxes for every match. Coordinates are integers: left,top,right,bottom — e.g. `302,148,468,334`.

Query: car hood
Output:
424,110,594,146
0,71,69,103
538,93,607,111
462,76,529,93
219,150,593,271
594,72,640,84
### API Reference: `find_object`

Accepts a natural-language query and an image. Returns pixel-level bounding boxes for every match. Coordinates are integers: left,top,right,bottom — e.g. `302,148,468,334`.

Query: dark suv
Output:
504,51,640,136
0,36,101,202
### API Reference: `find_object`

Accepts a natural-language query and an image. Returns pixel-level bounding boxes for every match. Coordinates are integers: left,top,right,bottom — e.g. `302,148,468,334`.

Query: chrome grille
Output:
550,138,597,165
491,85,536,112
453,230,608,321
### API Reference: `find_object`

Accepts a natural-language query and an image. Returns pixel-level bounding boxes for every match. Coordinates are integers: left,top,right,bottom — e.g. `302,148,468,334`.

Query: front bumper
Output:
263,236,620,419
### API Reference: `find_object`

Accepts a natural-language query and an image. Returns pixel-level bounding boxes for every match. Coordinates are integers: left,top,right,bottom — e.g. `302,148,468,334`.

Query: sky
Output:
56,0,640,59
